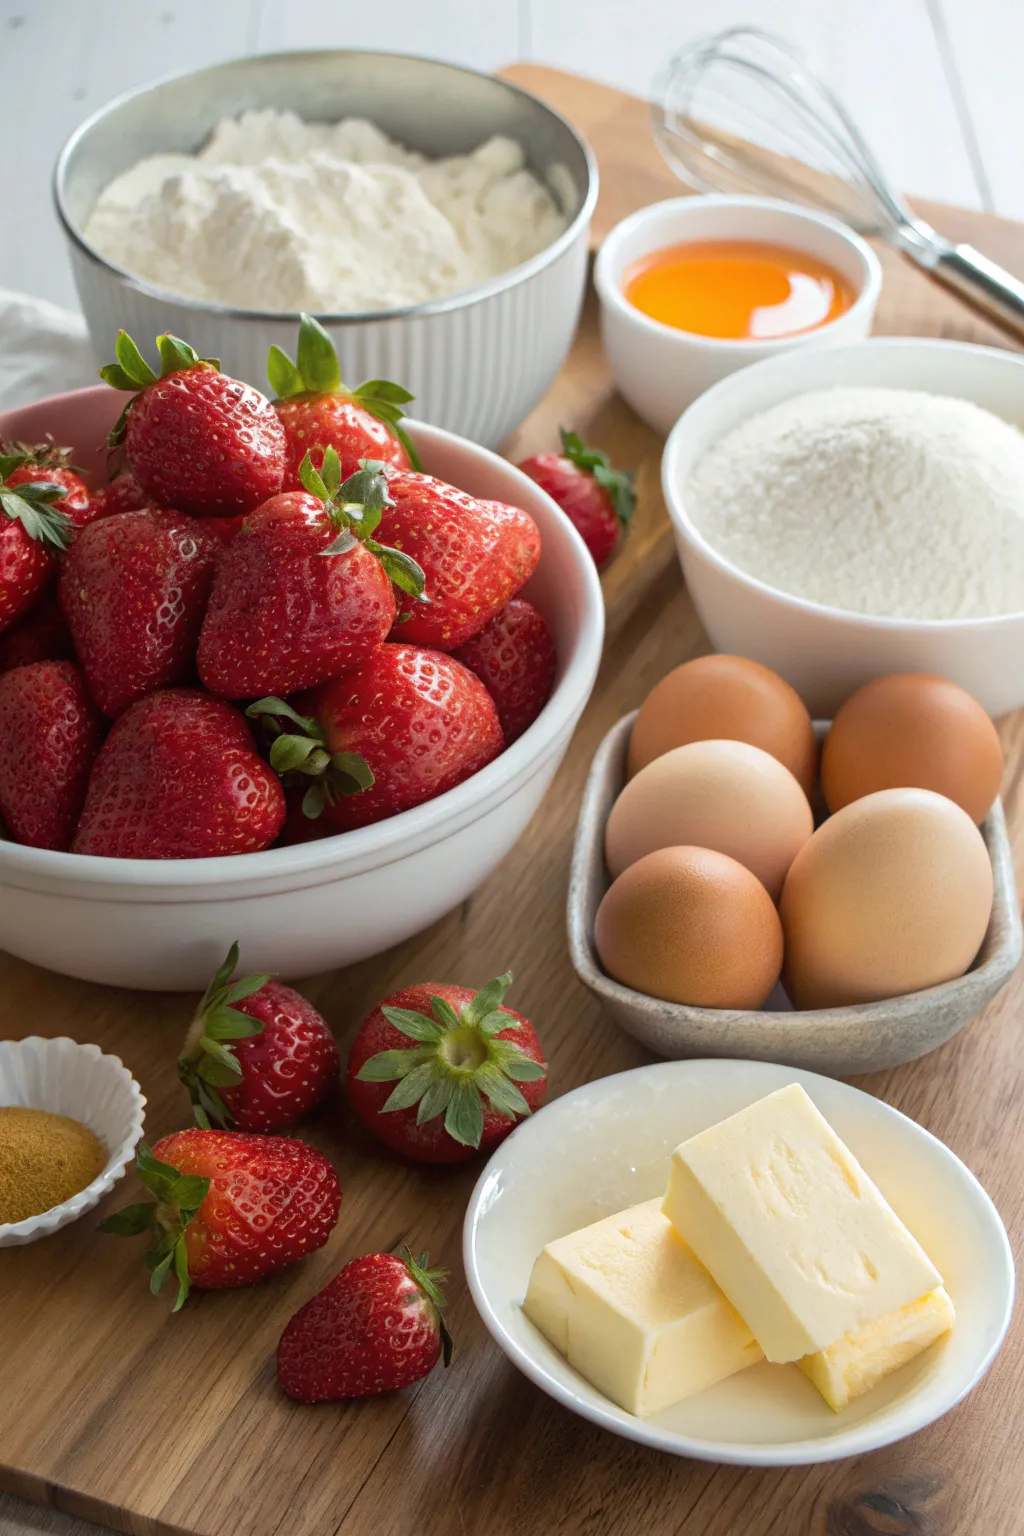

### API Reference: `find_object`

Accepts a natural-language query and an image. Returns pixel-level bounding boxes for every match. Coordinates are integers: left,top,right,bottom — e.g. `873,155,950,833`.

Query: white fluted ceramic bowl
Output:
0,385,605,992
54,51,597,448
0,1036,146,1246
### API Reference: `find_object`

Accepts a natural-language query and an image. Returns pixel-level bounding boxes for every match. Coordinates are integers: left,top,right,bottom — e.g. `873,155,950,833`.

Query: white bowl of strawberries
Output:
0,320,603,990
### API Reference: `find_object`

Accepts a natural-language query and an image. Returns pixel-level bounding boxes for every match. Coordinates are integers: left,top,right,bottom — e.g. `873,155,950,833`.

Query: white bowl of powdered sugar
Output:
662,337,1024,717
54,51,597,448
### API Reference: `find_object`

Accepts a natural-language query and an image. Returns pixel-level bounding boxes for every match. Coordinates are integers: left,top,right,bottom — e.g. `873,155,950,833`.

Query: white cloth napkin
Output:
0,289,97,414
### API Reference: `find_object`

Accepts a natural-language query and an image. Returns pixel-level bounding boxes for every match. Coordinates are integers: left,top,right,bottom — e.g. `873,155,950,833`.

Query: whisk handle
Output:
928,244,1024,343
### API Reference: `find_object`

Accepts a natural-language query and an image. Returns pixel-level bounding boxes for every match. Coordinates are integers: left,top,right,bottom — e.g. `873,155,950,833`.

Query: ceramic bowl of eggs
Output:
567,656,1022,1076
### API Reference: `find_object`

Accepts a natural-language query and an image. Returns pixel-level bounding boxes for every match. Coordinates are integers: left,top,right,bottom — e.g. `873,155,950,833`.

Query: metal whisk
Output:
653,27,1024,342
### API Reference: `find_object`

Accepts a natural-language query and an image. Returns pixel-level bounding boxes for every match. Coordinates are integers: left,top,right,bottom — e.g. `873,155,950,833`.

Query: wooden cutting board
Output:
1,67,1023,1536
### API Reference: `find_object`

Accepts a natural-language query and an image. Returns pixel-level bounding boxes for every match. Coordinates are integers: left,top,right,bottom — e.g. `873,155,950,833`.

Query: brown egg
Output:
780,788,993,1010
627,653,818,797
595,845,784,1008
822,673,1003,823
605,738,813,900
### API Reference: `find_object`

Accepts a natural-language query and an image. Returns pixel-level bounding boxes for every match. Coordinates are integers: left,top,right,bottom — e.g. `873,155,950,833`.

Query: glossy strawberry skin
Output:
125,365,286,517
0,591,74,674
276,394,410,487
198,491,397,699
213,981,340,1133
7,464,99,530
93,470,150,518
0,519,56,633
59,509,220,717
0,661,103,850
376,471,541,649
151,1128,341,1289
296,644,504,834
348,982,547,1164
518,453,622,568
453,598,557,743
278,1252,443,1401
72,688,285,859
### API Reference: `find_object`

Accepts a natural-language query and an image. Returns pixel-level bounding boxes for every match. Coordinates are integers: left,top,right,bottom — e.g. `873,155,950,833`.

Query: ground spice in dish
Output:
0,1106,106,1225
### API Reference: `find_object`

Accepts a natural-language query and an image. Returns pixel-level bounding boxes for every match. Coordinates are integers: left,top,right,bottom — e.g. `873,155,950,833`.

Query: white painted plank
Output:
935,0,1024,218
0,0,252,308
254,0,521,71
527,0,983,211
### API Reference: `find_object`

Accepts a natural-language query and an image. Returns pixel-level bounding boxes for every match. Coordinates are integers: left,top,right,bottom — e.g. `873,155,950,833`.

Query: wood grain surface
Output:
1,67,1023,1536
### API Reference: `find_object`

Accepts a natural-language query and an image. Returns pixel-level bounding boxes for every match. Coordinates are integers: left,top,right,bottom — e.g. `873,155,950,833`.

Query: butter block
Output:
662,1084,942,1363
799,1286,955,1410
523,1197,763,1416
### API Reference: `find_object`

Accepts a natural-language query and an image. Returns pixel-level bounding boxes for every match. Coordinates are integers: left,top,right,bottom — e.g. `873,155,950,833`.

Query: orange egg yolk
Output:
623,240,855,340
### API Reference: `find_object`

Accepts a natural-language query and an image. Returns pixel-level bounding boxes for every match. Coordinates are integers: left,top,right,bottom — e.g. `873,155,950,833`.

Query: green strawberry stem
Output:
266,312,423,471
0,456,72,551
399,1245,454,1367
99,330,220,446
99,1144,211,1312
246,697,375,820
356,974,546,1148
0,437,76,470
177,941,273,1129
558,427,636,527
297,447,427,600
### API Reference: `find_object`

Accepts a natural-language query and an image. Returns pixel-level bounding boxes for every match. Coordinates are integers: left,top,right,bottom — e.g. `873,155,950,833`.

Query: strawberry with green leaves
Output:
347,972,547,1164
0,451,72,632
101,330,287,517
2,440,99,529
198,450,425,700
518,428,636,569
269,313,420,485
278,1247,452,1402
178,942,339,1133
248,642,502,833
101,1132,342,1311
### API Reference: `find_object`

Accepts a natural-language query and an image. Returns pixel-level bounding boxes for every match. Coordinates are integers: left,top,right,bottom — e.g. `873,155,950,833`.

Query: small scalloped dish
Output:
0,1036,146,1247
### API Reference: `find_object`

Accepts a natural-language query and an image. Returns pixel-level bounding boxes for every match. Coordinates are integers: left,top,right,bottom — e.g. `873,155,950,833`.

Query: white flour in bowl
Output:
82,110,570,314
686,386,1024,620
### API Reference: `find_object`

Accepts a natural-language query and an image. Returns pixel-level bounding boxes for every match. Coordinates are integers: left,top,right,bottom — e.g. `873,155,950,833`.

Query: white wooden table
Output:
0,1,1020,1532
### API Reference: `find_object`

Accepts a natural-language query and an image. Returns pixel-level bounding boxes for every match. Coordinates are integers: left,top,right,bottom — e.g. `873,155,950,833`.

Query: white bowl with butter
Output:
463,1059,1013,1465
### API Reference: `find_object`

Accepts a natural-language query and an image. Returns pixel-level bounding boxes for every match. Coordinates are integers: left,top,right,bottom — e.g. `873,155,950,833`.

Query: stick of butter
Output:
662,1084,942,1363
799,1286,955,1410
523,1197,763,1416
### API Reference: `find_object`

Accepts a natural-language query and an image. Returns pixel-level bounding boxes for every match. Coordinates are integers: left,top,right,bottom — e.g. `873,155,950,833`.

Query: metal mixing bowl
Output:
54,51,598,446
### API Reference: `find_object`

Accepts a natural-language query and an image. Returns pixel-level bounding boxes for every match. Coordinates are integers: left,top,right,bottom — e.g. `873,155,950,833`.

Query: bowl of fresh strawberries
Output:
0,320,603,990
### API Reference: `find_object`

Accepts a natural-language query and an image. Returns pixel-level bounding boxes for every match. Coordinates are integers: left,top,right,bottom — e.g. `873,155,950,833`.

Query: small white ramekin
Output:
594,194,882,435
0,1037,146,1247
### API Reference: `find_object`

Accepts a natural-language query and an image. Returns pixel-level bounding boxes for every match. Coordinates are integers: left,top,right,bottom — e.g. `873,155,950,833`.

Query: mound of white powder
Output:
83,110,570,314
687,386,1024,620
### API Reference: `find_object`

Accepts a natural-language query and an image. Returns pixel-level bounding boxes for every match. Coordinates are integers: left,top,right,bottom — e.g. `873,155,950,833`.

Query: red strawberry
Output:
2,441,99,531
278,1247,452,1402
518,429,635,568
0,450,73,632
248,643,503,834
269,313,418,485
178,942,339,1133
198,455,422,699
0,591,74,674
376,470,541,649
72,688,285,858
101,1133,341,1310
101,331,286,517
453,598,556,743
93,469,149,518
59,509,220,716
201,514,246,545
348,973,547,1164
0,661,103,849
